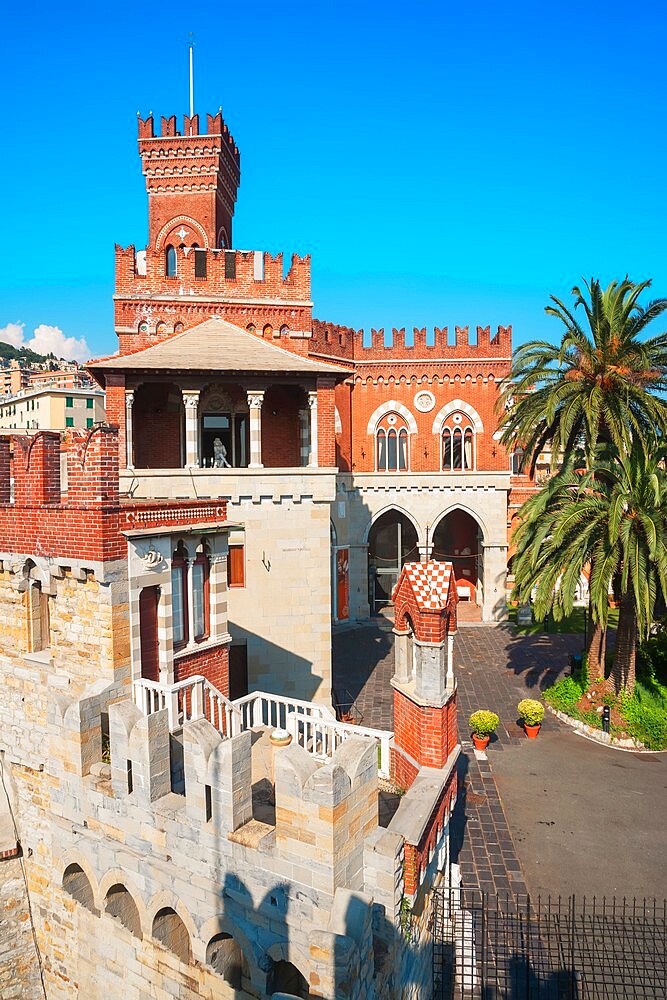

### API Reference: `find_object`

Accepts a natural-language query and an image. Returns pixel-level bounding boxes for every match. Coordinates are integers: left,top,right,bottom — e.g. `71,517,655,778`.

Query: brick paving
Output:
332,621,582,898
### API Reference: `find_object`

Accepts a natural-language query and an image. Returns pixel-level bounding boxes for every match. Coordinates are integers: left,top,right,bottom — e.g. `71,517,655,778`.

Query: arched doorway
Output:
432,509,483,605
367,510,419,615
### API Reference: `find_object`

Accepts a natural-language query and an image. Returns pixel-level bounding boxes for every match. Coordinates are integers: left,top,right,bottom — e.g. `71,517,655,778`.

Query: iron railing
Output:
432,884,667,999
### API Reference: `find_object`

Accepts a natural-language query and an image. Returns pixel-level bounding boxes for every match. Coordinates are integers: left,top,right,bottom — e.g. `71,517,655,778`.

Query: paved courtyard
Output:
333,622,667,902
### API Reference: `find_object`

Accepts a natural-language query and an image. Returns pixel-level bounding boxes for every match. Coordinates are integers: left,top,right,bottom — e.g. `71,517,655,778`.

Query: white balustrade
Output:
133,676,241,737
286,710,393,778
131,681,392,775
231,691,335,733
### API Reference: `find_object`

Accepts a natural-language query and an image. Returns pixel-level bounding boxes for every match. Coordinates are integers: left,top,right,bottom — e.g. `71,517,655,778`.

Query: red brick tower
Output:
138,111,240,251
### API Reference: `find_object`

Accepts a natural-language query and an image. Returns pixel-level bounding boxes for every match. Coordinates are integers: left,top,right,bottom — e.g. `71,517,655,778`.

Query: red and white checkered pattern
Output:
394,560,455,610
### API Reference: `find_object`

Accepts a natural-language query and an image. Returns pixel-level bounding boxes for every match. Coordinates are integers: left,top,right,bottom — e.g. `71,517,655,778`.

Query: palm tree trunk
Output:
587,621,607,686
611,594,637,694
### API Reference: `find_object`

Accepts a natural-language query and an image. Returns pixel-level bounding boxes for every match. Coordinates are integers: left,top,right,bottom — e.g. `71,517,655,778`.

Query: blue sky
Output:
2,0,666,361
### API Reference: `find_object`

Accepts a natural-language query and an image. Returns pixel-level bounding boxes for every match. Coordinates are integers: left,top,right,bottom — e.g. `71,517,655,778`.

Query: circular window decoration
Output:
452,413,463,424
414,390,435,413
138,321,148,334
387,414,397,425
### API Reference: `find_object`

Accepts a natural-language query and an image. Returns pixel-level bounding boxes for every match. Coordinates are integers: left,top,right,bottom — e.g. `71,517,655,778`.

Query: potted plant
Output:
468,710,499,751
517,698,545,738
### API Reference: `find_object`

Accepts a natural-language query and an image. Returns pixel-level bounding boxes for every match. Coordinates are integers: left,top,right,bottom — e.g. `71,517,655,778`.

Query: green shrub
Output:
517,699,545,726
622,695,667,750
468,710,499,737
637,621,667,686
544,676,584,712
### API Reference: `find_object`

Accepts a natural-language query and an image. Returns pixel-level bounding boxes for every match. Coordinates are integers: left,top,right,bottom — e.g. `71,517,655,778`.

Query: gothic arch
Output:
60,852,100,912
431,398,484,435
98,868,149,934
431,503,488,543
366,399,418,436
362,504,420,545
146,888,198,945
154,215,209,252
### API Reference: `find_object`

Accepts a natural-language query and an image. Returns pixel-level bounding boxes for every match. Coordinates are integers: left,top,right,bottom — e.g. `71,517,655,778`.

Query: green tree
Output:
500,277,667,675
512,443,667,694
498,278,667,473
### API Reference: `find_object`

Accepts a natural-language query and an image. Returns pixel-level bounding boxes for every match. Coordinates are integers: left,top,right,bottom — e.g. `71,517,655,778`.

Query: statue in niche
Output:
213,438,231,468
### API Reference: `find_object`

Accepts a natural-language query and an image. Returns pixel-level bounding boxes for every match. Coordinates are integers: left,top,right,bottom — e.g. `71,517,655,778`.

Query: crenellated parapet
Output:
310,319,512,363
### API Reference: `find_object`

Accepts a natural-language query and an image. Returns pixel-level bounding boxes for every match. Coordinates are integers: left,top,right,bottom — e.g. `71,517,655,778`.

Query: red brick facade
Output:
174,644,230,699
393,689,458,770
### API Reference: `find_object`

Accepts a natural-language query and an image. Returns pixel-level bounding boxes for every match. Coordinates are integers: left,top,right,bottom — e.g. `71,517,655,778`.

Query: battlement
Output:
137,111,240,165
310,319,512,361
0,428,228,563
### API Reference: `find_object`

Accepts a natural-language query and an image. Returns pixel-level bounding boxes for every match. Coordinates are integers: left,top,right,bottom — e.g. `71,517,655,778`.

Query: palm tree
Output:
500,277,667,676
498,278,667,474
512,443,667,694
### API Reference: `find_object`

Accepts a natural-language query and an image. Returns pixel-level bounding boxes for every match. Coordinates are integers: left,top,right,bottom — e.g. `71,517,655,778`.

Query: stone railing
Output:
133,675,241,736
232,691,335,732
287,710,393,778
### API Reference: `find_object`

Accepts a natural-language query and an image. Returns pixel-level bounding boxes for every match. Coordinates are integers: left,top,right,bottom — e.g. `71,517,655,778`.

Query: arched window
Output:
152,907,191,964
171,541,210,648
376,413,409,472
246,323,256,334
165,244,177,277
104,884,142,939
207,932,250,989
62,863,97,914
171,543,188,649
442,413,475,471
25,578,50,653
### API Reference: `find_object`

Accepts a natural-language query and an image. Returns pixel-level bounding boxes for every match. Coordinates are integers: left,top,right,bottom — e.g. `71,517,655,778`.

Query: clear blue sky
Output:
2,0,666,361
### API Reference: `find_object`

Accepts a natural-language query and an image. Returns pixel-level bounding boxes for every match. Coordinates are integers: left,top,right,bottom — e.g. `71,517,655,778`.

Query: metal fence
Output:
432,885,667,999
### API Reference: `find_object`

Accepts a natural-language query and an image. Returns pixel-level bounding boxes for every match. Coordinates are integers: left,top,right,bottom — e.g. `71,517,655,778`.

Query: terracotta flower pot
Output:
472,733,490,751
524,723,541,739
269,729,293,747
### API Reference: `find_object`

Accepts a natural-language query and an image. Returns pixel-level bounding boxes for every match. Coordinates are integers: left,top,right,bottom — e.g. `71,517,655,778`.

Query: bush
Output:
637,621,667,686
468,710,499,737
517,698,545,726
543,676,584,712
622,696,667,750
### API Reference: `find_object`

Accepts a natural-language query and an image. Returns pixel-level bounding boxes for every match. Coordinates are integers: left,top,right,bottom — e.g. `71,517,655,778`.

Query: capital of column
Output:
182,392,200,410
247,391,265,409
125,390,135,409
308,391,318,410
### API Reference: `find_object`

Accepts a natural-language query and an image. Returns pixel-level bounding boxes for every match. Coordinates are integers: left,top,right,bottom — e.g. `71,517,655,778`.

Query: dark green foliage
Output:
0,342,48,364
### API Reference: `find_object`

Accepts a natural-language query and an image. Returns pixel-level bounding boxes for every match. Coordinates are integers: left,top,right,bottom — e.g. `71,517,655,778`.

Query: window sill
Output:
23,649,53,666
173,633,232,660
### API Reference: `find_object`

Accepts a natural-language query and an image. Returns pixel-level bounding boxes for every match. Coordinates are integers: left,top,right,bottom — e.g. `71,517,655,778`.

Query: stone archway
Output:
431,509,483,607
367,509,419,615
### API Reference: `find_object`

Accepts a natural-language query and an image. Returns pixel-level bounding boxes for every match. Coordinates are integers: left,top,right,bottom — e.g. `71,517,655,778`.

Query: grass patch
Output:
544,674,667,750
507,606,619,636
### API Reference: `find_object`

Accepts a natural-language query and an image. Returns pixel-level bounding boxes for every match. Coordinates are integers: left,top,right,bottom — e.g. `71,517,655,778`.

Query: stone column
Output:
124,390,134,468
308,390,318,467
299,407,309,467
208,553,228,640
418,543,432,563
247,390,265,468
182,391,200,468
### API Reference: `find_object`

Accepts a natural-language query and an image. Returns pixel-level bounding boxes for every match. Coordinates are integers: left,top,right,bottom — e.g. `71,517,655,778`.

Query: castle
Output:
0,104,530,997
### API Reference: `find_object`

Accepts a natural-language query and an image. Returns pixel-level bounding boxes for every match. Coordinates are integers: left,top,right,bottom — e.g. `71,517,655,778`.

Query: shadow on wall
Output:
228,621,323,703
212,871,433,999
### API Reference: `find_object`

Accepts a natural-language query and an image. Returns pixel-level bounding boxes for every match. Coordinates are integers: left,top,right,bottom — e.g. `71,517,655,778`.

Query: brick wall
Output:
174,643,230,699
393,690,458,769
